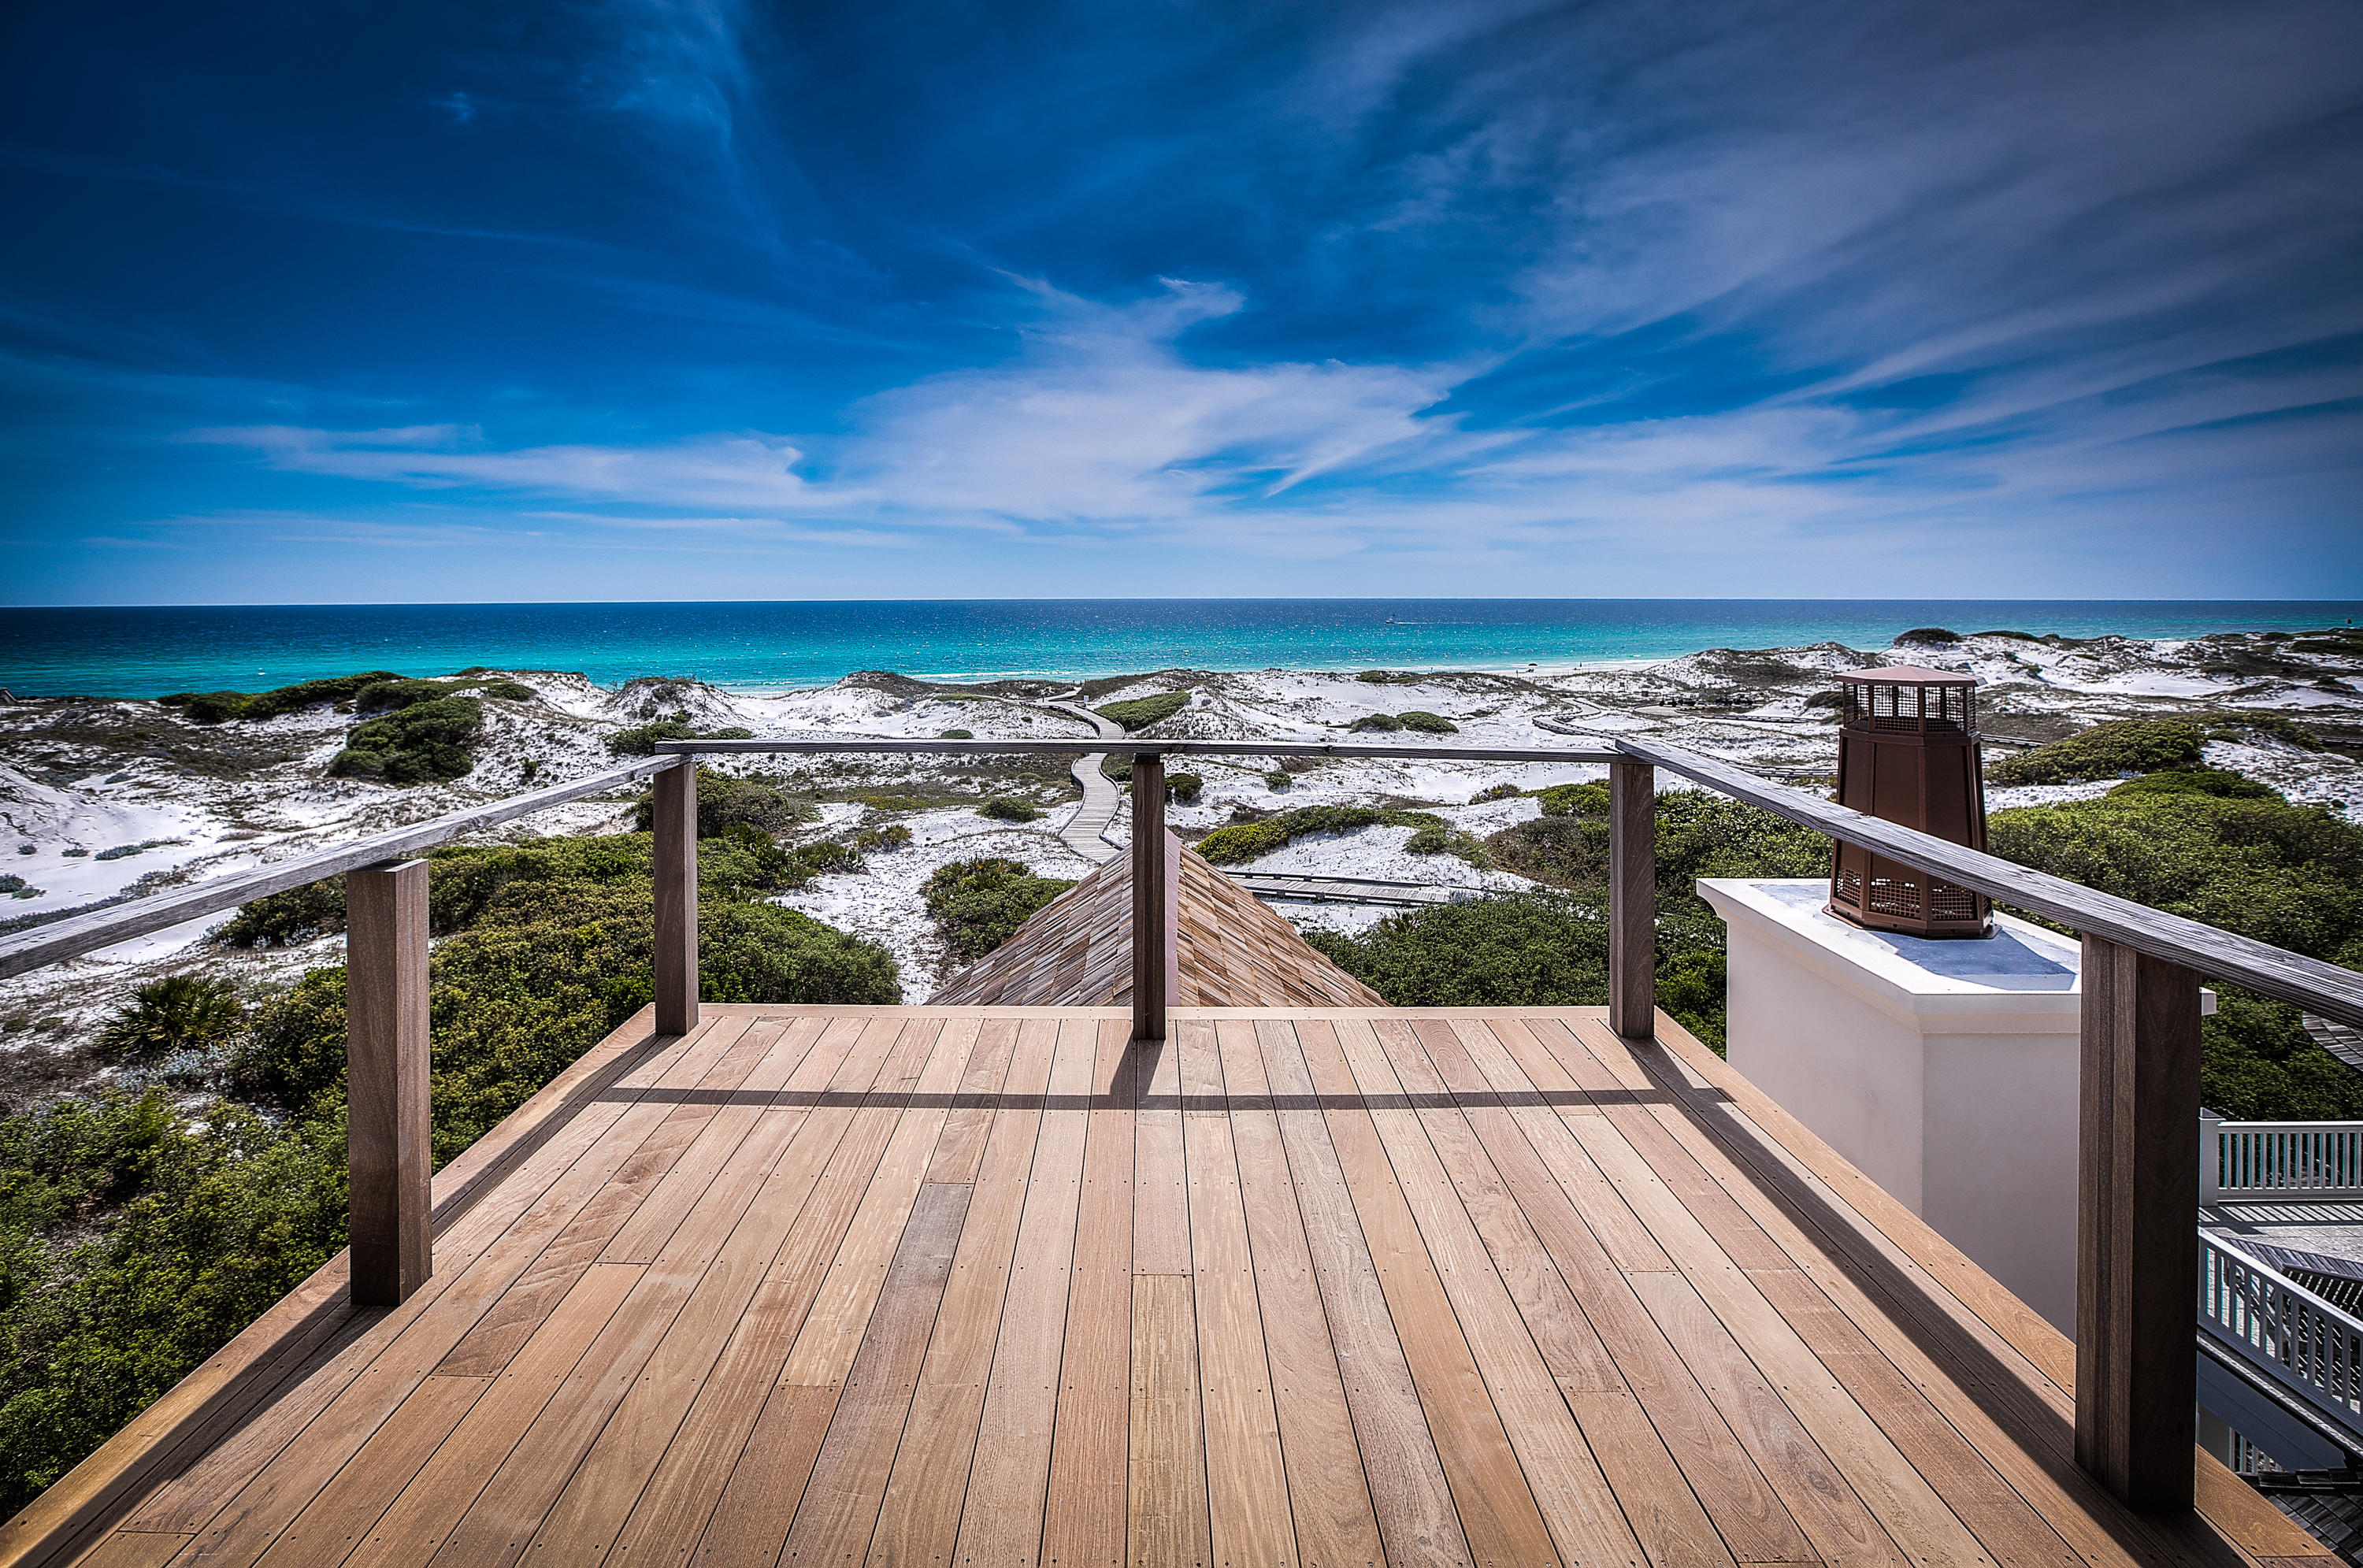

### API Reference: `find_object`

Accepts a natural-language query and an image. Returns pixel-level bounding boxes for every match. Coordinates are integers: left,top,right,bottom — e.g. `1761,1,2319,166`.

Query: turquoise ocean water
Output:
2,600,2357,698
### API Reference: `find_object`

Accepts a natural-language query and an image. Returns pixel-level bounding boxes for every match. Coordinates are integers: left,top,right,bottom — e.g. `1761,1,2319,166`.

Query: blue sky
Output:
3,0,2358,604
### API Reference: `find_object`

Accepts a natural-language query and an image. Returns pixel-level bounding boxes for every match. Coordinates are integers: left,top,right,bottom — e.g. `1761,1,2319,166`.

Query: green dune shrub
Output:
632,772,813,839
328,695,484,785
979,798,1042,822
923,858,1076,964
1471,782,1522,803
1894,627,1962,644
2108,769,2280,802
1167,772,1204,803
161,671,403,725
1986,720,2207,784
1094,691,1189,732
1348,714,1400,732
1396,711,1458,733
607,721,753,756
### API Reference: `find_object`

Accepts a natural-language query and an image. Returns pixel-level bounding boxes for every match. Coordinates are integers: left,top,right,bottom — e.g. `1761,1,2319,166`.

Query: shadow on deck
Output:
6,1004,2331,1568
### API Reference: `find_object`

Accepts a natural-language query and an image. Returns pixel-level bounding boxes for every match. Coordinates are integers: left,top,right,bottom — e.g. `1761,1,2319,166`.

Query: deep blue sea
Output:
2,600,2357,698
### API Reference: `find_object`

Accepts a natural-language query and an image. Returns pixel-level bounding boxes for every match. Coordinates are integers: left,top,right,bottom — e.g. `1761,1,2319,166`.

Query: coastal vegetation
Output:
606,719,755,755
327,694,484,784
1194,804,1491,868
979,797,1042,822
1348,711,1460,733
922,858,1075,964
1989,712,2324,784
1093,691,1189,731
162,671,532,725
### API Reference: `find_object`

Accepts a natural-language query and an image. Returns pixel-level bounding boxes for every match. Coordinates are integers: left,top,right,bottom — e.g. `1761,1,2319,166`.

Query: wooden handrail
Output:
0,754,687,981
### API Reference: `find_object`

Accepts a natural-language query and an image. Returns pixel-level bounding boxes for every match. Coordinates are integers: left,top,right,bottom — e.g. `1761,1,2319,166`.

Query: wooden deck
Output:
11,1004,2332,1568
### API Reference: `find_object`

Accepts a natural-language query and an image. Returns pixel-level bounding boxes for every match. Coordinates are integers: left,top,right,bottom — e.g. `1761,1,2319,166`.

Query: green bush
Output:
94,976,246,1063
607,721,753,757
854,824,913,851
1356,670,1394,684
1894,628,1962,644
923,858,1076,965
1094,691,1189,732
327,695,483,785
939,729,974,740
1263,770,1291,791
2108,769,2280,802
1304,892,1609,1006
159,671,402,725
1472,782,1522,803
1986,720,2206,784
1397,711,1458,733
0,1090,348,1514
1348,714,1401,732
354,676,532,713
1167,772,1204,803
979,798,1042,822
632,772,813,839
1538,781,1608,817
1194,804,1488,868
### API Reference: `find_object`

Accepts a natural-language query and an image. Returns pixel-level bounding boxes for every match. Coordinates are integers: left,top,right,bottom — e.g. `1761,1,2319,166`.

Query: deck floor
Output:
45,1006,2325,1568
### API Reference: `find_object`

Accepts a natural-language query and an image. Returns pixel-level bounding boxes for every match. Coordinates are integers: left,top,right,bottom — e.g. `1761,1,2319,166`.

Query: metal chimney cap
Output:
1835,665,1982,686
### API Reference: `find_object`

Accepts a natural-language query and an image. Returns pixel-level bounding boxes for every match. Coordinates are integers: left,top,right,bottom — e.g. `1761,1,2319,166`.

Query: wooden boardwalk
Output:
14,1004,2330,1568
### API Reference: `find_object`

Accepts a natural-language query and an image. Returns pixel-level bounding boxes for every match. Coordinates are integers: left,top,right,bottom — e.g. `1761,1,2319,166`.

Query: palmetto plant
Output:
95,973,247,1062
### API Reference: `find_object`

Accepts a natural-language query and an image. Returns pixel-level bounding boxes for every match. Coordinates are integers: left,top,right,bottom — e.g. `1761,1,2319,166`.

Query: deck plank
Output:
777,1181,971,1566
1041,1021,1139,1568
1595,1018,2317,1568
596,1015,913,1566
1215,1020,1385,1568
1442,1020,1816,1566
1292,1020,1561,1568
866,1016,1052,1568
113,1014,758,1547
1256,1021,1471,1568
1480,1018,1904,1568
1128,1275,1212,1568
517,1014,870,1564
1392,1019,1731,1568
952,1017,1100,1568
1336,1018,1645,1568
1178,1021,1297,1568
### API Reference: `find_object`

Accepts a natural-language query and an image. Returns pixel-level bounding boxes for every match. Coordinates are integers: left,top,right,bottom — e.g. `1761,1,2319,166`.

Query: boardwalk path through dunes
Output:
1039,698,1122,864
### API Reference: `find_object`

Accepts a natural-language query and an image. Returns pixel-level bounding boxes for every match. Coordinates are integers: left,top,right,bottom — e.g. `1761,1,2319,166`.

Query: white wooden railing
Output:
2203,1112,2363,1203
2200,1231,2363,1444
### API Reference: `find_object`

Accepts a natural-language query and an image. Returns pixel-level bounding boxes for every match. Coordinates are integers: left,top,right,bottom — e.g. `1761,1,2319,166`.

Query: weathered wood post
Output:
346,859,430,1306
1609,761,1656,1039
2076,933,2202,1512
1131,754,1168,1042
653,758,700,1036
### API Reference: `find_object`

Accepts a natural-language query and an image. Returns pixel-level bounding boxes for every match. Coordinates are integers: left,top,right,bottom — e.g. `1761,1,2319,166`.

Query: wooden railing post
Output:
2076,933,2202,1512
653,758,699,1036
1131,754,1168,1042
1610,761,1656,1039
347,859,430,1306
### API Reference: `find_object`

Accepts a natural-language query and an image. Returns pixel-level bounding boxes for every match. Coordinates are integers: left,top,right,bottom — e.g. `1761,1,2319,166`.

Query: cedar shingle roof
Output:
927,836,1389,1009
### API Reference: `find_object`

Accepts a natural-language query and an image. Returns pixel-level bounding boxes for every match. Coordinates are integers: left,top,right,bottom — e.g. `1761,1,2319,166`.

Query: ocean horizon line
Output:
6,597,2358,699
